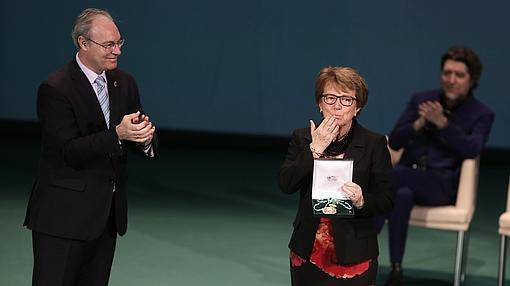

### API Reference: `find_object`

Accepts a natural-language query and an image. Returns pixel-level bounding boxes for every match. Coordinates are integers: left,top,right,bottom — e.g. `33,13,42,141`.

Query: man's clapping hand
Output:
116,111,155,145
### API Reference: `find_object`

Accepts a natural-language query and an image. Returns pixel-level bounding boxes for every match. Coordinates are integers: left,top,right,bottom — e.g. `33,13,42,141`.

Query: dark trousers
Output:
375,165,455,264
31,211,117,286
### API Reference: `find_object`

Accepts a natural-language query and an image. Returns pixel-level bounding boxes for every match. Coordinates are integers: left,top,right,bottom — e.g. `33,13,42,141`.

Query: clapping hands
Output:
414,101,448,130
116,111,155,146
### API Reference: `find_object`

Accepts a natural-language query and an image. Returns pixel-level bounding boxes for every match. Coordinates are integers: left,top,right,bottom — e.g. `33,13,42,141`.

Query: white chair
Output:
498,175,510,286
388,147,480,286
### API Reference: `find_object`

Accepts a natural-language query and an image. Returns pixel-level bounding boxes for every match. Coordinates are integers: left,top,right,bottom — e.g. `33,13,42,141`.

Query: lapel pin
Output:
114,81,118,87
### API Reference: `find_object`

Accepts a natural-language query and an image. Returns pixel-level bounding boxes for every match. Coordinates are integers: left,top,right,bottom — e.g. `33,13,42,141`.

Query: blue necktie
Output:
95,75,110,128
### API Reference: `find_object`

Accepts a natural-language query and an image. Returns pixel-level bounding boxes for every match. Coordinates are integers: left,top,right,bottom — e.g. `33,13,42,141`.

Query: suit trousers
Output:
31,205,117,286
375,165,455,263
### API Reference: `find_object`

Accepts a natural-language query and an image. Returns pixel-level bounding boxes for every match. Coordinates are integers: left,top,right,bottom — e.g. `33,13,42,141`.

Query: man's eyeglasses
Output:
322,94,357,106
86,37,125,51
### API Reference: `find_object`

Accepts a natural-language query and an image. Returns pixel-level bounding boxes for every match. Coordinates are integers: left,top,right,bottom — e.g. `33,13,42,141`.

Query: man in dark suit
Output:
24,8,158,286
378,46,494,286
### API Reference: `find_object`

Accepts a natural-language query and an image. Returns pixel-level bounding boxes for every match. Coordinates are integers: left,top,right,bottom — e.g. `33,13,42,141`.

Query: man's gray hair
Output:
71,8,114,49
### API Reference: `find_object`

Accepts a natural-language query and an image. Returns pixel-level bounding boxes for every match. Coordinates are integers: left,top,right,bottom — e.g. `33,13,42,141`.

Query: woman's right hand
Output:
310,117,339,154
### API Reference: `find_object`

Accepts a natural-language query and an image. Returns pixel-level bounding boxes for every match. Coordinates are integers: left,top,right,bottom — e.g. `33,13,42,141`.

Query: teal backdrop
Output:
1,0,509,148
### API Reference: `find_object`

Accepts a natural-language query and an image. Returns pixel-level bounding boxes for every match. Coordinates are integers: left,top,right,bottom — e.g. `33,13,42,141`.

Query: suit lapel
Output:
106,71,120,129
69,59,109,129
344,123,366,162
303,130,312,145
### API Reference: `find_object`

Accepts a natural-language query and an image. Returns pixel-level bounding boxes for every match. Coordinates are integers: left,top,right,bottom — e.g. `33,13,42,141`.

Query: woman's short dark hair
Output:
441,46,483,90
315,66,368,109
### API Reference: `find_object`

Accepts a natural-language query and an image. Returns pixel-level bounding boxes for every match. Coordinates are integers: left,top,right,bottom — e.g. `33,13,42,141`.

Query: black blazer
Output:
24,59,158,241
278,122,393,264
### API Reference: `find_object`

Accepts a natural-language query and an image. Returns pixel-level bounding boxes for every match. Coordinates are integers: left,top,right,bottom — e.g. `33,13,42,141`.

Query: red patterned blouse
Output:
290,217,372,278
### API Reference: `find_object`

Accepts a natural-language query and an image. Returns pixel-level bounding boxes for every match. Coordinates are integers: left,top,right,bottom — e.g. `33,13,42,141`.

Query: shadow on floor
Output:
377,266,498,286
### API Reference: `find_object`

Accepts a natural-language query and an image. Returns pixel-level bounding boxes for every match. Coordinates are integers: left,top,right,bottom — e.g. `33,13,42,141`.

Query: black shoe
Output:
384,265,403,286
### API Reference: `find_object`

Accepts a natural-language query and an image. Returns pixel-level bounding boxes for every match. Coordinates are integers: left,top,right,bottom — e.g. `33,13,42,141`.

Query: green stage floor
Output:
1,141,508,285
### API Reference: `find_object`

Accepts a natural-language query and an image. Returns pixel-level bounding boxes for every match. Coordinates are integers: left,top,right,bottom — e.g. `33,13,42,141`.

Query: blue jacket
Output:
389,89,494,189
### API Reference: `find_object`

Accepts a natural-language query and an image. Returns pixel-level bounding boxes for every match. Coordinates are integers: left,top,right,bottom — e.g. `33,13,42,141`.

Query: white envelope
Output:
312,159,353,200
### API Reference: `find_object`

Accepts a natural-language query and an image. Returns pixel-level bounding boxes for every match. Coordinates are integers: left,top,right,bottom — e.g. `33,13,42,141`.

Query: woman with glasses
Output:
278,66,393,286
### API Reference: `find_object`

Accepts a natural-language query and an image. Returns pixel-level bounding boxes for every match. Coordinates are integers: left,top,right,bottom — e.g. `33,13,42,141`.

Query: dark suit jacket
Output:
278,122,393,265
389,90,494,196
24,58,158,241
